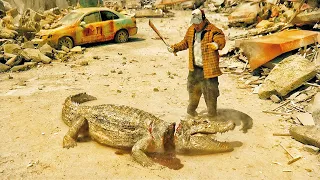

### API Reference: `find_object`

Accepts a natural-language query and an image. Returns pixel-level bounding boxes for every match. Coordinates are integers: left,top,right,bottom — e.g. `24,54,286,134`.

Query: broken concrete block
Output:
24,62,38,68
3,53,16,60
270,94,281,103
228,2,259,26
61,46,70,53
10,64,29,72
238,29,320,70
0,62,10,72
290,125,320,148
20,48,51,64
3,44,21,54
21,41,35,49
256,20,274,29
292,9,320,26
70,46,82,54
258,55,317,99
296,113,315,126
312,93,320,125
39,43,55,58
5,55,17,66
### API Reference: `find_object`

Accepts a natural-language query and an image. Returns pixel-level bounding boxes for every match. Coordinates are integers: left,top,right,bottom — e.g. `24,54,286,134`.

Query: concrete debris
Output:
296,112,315,126
3,43,21,54
0,27,18,39
21,41,35,49
228,2,260,27
256,20,274,29
19,8,43,32
70,46,82,54
0,62,10,72
0,41,85,72
289,125,320,149
311,93,320,125
20,48,51,64
270,94,281,103
258,55,317,99
39,43,55,58
226,0,320,28
5,54,17,66
61,46,70,53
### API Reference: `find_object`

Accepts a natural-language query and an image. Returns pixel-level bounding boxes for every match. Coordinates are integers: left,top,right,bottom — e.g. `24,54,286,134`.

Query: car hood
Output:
36,24,69,36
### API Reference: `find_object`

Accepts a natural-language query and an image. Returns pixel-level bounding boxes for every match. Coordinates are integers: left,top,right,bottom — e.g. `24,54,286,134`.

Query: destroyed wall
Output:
6,0,68,12
79,0,103,7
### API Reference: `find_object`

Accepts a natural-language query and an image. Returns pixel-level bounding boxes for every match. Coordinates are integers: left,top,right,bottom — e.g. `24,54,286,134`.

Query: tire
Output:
114,30,129,43
58,37,73,49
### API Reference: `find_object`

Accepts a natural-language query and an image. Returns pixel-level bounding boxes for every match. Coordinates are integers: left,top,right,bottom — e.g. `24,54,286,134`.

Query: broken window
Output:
83,12,101,24
100,11,119,21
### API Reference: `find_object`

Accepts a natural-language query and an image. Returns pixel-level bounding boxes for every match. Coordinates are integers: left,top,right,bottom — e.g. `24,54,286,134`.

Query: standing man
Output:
167,9,226,118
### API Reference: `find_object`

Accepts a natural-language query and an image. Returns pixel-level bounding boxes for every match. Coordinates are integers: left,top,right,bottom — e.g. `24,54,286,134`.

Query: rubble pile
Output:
206,0,320,29
0,42,85,72
218,2,320,129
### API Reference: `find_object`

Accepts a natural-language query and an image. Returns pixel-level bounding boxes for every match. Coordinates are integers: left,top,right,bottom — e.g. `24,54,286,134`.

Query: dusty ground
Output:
0,10,319,179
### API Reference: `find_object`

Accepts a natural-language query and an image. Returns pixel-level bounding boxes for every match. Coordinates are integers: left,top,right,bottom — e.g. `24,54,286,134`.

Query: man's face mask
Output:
190,9,203,25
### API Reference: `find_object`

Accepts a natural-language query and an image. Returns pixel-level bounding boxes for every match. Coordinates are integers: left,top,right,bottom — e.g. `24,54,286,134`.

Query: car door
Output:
79,11,104,44
100,10,121,41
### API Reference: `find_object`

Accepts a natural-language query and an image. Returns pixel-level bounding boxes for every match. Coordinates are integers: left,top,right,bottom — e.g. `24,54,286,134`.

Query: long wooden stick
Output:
262,110,292,116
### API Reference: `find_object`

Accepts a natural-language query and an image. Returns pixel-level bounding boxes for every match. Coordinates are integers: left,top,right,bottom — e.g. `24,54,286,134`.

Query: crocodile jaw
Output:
175,120,236,154
175,134,234,154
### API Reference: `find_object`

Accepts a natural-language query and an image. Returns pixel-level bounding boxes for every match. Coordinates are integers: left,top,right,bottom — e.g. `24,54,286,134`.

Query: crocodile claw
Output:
63,135,77,149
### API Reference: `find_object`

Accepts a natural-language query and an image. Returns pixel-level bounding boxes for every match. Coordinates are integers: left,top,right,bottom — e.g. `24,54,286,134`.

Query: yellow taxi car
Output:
32,7,138,49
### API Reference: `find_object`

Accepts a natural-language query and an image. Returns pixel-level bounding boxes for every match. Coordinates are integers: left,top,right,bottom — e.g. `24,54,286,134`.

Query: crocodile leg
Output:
132,136,155,167
63,116,87,149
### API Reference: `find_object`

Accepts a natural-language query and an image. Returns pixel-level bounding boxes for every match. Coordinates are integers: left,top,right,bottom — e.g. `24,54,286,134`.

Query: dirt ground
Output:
0,10,319,179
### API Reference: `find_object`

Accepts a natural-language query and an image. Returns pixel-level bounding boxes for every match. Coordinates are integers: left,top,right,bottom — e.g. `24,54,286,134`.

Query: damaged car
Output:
32,7,138,49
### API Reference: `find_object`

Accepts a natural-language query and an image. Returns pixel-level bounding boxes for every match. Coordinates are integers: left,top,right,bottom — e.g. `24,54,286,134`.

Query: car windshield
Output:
59,12,84,25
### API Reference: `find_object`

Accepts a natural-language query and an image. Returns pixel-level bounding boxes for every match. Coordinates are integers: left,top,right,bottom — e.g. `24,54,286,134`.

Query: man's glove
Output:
206,42,219,51
167,45,174,53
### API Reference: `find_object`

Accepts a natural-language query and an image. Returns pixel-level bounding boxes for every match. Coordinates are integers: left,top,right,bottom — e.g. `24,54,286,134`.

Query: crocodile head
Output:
174,118,236,154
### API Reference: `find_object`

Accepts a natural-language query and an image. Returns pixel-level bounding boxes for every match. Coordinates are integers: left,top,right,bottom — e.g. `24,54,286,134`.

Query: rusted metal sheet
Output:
237,29,320,70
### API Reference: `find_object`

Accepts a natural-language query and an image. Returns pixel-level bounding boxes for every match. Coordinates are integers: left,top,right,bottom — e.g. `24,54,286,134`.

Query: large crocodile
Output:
62,93,238,166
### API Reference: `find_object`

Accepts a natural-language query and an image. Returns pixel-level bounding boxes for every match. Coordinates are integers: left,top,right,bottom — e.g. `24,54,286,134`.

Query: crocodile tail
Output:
61,93,97,126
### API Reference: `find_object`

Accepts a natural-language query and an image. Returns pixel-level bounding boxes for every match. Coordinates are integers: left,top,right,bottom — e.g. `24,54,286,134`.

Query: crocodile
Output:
62,93,237,166
289,125,320,148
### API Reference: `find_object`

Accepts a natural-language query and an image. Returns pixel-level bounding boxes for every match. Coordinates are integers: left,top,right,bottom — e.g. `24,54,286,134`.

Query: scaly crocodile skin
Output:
62,93,236,166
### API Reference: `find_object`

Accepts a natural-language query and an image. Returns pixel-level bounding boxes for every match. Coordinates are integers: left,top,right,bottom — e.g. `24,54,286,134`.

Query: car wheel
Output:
58,37,73,49
114,30,129,43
